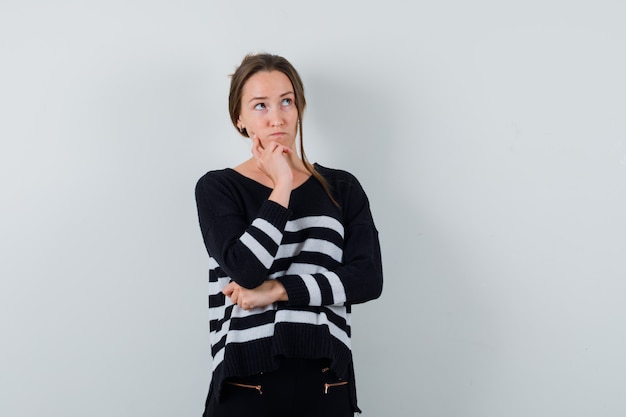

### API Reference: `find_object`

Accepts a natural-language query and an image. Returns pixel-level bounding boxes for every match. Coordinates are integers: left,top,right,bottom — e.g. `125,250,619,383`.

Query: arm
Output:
276,175,383,306
195,138,295,289
276,226,383,306
195,174,292,289
221,217,382,311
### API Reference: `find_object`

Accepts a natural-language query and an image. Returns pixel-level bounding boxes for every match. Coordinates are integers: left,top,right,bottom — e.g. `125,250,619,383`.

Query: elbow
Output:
220,250,267,289
351,271,383,305
236,276,266,289
367,273,384,301
222,267,266,289
373,275,383,300
366,259,384,301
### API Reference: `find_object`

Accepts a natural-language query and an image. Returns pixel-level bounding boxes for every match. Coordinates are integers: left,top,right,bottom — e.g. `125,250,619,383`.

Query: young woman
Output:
195,53,383,417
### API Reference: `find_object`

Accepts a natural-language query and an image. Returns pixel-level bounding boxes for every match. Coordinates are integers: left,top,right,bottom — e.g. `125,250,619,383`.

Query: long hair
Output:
228,53,338,207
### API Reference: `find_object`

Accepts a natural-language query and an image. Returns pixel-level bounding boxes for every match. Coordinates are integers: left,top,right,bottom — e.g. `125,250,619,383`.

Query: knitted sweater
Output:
195,163,383,410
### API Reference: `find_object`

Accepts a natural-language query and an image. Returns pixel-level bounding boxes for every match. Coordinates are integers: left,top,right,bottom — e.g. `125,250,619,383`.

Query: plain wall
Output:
1,1,625,416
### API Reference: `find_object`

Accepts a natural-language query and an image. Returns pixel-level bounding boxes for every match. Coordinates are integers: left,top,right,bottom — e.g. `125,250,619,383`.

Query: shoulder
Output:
195,168,238,192
314,163,362,188
195,169,244,204
314,164,377,226
196,168,233,185
313,163,373,214
314,164,369,202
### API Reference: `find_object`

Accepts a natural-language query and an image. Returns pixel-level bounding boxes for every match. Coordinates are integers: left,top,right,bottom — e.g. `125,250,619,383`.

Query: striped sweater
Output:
195,163,383,409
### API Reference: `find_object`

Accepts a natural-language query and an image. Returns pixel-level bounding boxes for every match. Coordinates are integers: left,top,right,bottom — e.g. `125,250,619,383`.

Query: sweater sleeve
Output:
195,172,292,289
275,175,383,306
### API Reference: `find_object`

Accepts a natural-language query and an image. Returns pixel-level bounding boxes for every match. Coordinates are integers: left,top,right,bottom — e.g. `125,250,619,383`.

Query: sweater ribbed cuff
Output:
276,275,310,306
258,199,292,229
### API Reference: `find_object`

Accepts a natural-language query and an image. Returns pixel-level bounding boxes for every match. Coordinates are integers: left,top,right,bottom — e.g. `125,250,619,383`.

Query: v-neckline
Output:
227,165,316,192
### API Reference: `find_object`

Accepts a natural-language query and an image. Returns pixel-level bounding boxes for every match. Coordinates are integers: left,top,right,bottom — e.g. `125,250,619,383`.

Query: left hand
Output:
223,280,288,310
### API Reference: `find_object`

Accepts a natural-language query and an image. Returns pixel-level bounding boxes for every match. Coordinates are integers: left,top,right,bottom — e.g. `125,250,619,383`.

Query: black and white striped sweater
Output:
195,163,383,408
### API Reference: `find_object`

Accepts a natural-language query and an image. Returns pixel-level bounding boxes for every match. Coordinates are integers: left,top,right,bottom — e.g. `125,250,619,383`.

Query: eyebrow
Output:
247,91,294,103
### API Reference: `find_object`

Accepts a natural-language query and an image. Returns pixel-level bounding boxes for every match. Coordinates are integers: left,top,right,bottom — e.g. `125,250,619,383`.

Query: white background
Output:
1,1,625,416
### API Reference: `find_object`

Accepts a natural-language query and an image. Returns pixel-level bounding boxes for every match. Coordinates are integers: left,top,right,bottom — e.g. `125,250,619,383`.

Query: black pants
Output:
203,358,354,417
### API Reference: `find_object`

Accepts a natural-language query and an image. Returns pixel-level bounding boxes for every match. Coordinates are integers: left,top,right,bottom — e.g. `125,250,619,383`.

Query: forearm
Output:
276,224,383,307
268,181,292,209
198,199,292,288
277,263,382,307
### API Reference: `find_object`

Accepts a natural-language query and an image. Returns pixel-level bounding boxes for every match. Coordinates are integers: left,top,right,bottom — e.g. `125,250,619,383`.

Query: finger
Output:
240,294,253,310
271,142,292,155
229,289,239,304
222,282,235,296
267,141,287,155
253,134,264,150
252,136,266,159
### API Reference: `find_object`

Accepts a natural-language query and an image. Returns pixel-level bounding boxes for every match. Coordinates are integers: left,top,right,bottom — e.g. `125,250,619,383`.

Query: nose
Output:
268,107,284,127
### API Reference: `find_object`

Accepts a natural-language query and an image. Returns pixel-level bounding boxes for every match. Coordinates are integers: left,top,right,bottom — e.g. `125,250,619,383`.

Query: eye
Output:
281,98,293,106
253,103,266,110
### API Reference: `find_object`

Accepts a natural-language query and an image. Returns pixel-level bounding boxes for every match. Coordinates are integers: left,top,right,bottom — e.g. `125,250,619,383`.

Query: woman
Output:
195,53,383,417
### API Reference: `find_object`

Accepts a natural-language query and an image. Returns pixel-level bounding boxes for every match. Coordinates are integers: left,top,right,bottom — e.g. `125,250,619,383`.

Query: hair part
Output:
228,53,338,207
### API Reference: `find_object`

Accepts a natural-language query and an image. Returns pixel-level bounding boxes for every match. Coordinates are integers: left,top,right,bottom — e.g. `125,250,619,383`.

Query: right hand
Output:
251,134,293,189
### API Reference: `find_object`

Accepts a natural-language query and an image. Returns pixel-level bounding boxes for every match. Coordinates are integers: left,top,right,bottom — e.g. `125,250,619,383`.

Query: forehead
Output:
242,70,294,98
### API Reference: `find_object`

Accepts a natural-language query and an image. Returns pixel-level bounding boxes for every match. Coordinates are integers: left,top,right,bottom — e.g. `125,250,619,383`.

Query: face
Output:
237,70,299,149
